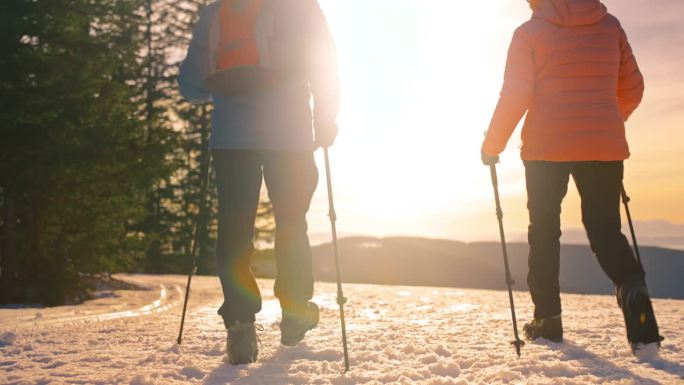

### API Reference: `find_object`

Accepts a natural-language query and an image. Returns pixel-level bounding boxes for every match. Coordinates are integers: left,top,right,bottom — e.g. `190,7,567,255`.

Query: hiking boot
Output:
227,321,258,365
523,315,563,342
616,281,664,352
280,301,319,347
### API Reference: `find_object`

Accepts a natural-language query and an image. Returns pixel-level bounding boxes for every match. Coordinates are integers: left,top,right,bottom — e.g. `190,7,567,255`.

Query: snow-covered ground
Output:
1,275,682,385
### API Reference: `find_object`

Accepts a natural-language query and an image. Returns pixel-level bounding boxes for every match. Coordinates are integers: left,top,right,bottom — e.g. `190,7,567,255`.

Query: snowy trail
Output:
4,283,182,328
1,275,683,385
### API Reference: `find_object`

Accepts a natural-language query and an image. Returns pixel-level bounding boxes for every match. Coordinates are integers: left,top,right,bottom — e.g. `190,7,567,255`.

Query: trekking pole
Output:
621,184,664,348
620,185,645,274
323,148,350,372
489,164,524,357
177,154,213,345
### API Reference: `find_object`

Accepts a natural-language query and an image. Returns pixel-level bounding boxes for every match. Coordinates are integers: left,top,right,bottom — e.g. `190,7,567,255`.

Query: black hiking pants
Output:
524,161,644,319
212,150,318,328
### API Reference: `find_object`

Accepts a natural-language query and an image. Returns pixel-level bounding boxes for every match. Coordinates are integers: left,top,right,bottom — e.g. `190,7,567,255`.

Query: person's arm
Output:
178,4,215,105
306,0,340,147
617,26,644,121
482,26,535,157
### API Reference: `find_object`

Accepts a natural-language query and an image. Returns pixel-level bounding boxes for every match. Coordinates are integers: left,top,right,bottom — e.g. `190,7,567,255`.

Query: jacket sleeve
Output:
305,0,340,126
617,27,644,121
482,26,535,157
178,5,214,105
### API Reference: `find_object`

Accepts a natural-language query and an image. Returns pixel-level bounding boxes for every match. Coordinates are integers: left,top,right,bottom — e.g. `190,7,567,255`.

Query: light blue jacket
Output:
178,1,339,151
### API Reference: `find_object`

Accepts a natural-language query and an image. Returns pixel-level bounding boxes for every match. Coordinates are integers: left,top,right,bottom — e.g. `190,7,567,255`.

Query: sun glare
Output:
306,1,530,240
302,0,684,243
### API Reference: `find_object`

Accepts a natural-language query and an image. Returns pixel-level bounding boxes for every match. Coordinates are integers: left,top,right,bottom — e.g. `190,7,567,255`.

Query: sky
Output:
299,0,684,246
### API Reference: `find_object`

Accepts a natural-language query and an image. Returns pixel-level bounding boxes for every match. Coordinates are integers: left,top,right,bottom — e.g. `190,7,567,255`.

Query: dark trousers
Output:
212,150,318,328
525,161,644,319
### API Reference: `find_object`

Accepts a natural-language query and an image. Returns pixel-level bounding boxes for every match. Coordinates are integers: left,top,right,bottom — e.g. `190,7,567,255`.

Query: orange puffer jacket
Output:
482,0,644,161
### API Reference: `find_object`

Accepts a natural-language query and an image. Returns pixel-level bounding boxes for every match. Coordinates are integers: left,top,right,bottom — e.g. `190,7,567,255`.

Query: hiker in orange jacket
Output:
481,0,662,351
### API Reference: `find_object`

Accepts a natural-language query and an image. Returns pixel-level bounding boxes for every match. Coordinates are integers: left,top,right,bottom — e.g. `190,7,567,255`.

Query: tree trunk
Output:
1,186,17,300
197,105,214,274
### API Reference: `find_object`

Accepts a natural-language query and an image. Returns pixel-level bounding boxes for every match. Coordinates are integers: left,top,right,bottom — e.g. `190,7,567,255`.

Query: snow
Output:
0,332,18,347
0,274,682,385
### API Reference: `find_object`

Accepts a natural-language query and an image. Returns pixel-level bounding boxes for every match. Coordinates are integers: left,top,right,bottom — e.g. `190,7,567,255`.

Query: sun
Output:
308,1,532,239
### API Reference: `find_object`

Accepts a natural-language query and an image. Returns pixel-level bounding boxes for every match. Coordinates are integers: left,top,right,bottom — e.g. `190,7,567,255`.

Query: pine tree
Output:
0,0,169,304
164,0,221,275
0,0,278,306
130,0,184,273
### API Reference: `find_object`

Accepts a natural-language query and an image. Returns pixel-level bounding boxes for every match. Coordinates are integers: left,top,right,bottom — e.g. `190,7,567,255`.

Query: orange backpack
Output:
201,0,298,96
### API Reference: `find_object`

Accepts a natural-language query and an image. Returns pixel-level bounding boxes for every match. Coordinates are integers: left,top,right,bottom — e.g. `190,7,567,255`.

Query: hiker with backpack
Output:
481,0,663,352
178,0,339,364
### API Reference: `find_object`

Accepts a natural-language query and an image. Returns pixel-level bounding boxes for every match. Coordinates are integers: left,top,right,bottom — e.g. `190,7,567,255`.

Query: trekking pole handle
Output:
324,149,336,218
489,165,504,220
621,187,631,204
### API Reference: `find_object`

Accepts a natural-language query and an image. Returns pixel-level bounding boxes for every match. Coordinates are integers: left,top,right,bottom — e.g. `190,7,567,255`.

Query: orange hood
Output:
533,0,608,27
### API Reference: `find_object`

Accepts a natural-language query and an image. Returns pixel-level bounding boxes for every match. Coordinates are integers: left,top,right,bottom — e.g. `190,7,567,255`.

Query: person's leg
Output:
525,161,571,320
213,150,264,329
262,151,318,315
573,162,662,348
572,161,644,286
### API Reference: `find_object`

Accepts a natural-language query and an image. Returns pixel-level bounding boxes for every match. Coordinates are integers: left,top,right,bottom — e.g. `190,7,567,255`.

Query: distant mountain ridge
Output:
299,237,684,300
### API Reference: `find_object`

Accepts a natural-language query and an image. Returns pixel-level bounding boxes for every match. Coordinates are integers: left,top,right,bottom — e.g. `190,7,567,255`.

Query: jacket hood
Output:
533,0,608,27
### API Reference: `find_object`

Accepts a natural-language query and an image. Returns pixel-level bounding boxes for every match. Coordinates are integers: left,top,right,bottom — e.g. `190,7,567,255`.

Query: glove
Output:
314,121,339,148
481,150,499,166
